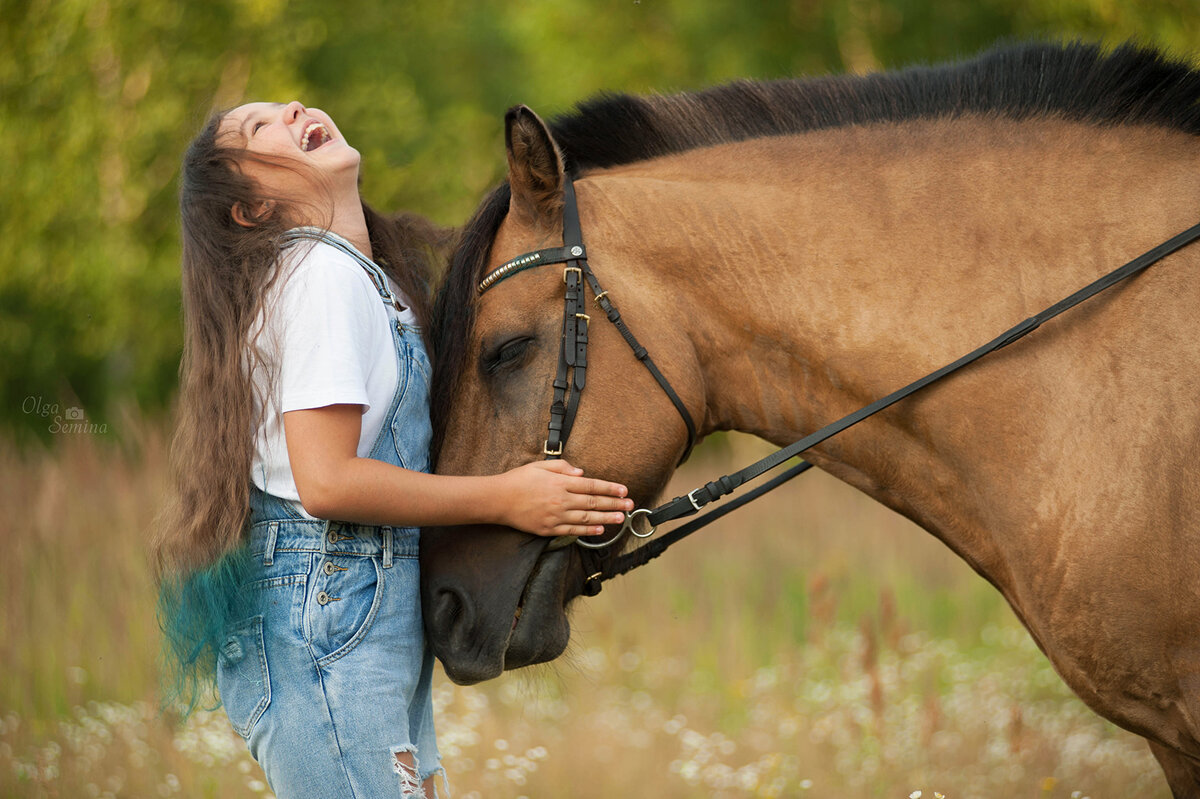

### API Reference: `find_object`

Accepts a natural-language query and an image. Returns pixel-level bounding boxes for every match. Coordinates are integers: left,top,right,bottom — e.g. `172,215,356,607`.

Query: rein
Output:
477,175,1200,596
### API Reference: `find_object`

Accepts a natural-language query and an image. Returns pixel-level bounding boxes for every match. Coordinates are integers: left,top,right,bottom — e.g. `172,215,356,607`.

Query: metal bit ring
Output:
576,508,656,549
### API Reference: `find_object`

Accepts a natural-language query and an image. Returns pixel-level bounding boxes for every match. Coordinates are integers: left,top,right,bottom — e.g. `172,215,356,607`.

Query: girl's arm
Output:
284,403,633,537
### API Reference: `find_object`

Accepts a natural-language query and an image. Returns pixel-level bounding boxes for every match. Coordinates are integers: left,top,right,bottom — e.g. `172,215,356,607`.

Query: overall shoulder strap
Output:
280,227,400,310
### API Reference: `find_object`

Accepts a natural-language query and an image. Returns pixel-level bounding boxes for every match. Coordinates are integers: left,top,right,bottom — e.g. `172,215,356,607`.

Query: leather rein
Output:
477,174,1200,597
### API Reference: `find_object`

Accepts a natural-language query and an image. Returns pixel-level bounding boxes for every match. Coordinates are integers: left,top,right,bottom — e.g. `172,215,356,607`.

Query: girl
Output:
154,101,632,798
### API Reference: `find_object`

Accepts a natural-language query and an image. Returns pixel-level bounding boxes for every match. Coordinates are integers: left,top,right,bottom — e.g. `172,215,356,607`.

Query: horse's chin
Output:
439,545,574,685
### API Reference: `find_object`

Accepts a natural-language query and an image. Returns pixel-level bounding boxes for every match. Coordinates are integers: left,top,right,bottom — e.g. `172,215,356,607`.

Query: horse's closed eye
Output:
483,337,533,375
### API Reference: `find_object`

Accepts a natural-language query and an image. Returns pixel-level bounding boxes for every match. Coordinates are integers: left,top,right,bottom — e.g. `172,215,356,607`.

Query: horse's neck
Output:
597,115,1200,572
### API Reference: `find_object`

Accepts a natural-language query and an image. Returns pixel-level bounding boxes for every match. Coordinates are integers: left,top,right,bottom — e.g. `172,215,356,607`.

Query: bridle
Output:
478,173,1200,595
477,176,697,549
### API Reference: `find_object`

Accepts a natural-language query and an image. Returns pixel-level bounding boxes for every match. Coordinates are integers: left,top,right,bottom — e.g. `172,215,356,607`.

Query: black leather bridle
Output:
479,173,1200,594
478,177,697,549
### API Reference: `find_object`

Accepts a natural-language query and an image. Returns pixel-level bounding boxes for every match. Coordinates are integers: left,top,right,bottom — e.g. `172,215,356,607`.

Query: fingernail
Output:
592,526,605,535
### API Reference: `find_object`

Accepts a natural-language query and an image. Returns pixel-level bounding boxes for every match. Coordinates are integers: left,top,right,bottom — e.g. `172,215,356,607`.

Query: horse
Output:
419,41,1200,795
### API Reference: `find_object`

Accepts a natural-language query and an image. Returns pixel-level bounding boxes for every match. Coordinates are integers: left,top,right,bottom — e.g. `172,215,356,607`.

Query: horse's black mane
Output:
553,40,1200,172
430,40,1200,455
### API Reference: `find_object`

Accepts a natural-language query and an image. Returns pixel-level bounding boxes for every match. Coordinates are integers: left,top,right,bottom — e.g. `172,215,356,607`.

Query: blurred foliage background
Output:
2,0,1198,441
3,4,1197,795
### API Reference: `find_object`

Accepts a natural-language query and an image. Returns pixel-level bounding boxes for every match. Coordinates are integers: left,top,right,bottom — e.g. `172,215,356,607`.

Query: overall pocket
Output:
307,554,384,666
216,615,270,738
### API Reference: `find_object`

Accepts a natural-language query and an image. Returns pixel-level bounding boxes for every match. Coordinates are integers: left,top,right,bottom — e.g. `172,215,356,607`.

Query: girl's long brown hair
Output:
154,110,452,711
154,111,451,577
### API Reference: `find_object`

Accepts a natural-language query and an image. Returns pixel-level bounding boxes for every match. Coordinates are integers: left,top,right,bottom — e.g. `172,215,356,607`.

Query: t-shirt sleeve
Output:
268,248,382,415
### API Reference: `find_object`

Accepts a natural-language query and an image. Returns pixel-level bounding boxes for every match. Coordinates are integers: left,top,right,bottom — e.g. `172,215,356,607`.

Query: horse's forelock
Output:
430,182,512,465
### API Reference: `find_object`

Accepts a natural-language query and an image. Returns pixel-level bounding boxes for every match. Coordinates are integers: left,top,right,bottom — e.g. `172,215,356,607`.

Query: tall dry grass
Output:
1,415,1167,797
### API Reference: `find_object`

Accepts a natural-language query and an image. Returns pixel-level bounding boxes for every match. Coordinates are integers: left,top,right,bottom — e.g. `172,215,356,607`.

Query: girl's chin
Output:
309,148,362,178
322,145,361,166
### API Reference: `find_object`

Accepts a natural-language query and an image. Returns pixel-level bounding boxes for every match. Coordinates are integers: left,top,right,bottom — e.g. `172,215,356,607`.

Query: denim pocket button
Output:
316,591,332,606
323,561,336,576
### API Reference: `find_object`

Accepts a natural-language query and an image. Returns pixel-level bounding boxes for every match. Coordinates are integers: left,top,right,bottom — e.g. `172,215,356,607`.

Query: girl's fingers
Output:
552,524,614,537
539,512,625,537
566,476,629,498
565,495,633,512
566,510,627,526
537,459,584,475
528,461,629,497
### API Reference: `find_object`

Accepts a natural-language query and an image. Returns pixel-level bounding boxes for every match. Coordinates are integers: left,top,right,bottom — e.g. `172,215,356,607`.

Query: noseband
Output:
477,176,698,548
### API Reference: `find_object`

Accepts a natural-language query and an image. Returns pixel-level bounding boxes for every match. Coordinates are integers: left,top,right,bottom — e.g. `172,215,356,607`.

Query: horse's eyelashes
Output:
483,337,534,375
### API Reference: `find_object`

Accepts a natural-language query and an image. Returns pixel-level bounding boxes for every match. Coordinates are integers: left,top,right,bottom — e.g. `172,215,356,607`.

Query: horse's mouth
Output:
501,545,573,671
424,521,621,686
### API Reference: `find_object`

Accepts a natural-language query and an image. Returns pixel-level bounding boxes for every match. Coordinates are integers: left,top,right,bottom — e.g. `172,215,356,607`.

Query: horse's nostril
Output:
433,586,472,640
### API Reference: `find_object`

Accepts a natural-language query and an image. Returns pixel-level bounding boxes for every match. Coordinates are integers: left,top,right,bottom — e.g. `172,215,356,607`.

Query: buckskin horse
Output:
420,42,1200,795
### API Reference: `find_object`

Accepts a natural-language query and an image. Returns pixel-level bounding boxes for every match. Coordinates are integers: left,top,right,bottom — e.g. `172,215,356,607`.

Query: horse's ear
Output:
505,105,565,229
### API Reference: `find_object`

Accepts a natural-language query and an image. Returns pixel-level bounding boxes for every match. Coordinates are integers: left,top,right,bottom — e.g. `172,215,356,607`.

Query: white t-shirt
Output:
248,232,417,520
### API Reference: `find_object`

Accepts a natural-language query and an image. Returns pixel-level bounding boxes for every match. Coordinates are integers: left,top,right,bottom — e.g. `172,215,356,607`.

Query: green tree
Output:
2,0,1195,441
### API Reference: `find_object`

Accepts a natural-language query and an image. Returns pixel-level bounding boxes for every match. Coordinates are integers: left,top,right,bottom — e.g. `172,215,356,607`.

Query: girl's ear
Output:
231,200,274,228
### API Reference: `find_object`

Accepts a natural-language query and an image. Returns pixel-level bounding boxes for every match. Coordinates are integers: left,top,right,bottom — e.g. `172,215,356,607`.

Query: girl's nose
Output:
282,101,306,123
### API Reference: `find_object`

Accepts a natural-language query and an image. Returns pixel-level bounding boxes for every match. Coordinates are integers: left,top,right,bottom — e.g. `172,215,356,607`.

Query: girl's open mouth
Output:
301,121,332,152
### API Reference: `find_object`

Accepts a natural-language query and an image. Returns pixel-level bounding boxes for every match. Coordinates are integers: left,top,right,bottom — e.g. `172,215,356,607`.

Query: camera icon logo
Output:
65,407,85,421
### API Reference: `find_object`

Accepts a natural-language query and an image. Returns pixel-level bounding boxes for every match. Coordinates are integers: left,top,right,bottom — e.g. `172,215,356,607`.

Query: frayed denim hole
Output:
391,745,425,798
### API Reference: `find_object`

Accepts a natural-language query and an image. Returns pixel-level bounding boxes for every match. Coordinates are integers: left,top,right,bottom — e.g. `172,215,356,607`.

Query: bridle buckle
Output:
563,266,582,283
543,439,563,457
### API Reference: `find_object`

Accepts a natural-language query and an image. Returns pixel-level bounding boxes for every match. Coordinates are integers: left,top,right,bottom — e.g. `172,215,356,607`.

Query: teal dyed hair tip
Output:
156,545,257,718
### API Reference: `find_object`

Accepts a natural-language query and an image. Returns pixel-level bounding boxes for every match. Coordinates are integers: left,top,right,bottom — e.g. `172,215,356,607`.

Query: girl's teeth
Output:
301,124,329,152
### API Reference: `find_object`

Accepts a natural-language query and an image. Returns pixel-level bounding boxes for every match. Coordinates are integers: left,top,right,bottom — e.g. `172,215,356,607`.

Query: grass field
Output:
1,414,1167,798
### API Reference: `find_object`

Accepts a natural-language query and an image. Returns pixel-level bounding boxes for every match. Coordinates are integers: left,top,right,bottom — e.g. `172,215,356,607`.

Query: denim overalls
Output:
216,228,442,797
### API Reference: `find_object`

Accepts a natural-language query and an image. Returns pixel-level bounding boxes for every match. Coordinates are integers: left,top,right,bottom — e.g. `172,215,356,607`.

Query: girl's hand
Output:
496,460,634,537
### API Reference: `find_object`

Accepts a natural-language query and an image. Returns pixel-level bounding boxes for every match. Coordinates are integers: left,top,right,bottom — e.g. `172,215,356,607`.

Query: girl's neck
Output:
327,190,372,260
